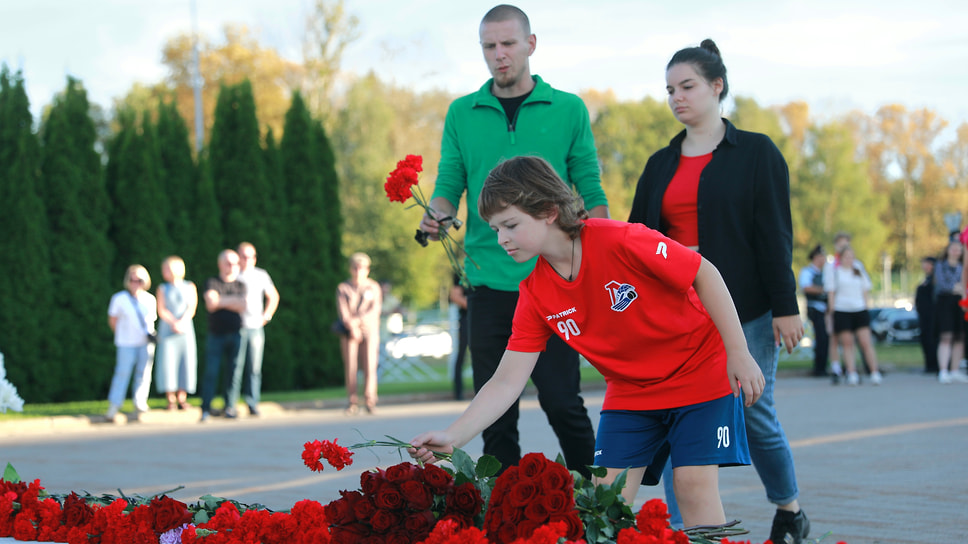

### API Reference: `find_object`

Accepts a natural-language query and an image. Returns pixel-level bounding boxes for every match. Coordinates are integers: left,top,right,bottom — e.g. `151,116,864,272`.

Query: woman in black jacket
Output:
627,39,808,544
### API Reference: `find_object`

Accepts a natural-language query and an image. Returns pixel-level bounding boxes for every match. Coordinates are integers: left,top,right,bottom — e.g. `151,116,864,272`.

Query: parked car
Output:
384,324,452,359
870,308,920,343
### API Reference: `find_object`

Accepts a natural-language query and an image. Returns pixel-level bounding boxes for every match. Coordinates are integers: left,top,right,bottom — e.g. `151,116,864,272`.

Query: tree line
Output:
0,68,343,403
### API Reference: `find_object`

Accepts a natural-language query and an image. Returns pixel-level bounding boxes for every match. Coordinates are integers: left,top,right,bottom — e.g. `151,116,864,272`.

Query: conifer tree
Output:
279,91,338,387
0,67,52,402
156,98,197,256
190,153,225,353
106,108,171,282
208,80,269,250
314,119,344,380
259,128,294,390
38,78,114,401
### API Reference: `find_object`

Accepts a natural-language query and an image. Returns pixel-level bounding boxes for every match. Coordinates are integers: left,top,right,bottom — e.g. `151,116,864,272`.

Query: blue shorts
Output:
594,394,751,485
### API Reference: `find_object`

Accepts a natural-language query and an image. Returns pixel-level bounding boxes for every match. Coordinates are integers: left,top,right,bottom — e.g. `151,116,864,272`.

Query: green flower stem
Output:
349,435,453,463
409,185,477,288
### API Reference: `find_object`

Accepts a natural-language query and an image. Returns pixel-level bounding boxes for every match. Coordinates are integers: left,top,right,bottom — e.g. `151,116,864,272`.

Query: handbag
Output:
330,319,349,336
331,286,366,336
127,292,157,344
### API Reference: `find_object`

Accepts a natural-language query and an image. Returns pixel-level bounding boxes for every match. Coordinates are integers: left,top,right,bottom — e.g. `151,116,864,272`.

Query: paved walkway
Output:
2,370,965,543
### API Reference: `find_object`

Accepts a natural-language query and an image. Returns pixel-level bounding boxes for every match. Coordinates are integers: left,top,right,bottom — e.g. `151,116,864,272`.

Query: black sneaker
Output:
248,404,261,417
769,509,809,544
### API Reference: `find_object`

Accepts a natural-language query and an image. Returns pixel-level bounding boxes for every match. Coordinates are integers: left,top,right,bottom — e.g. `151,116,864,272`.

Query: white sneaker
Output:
830,361,843,376
846,372,860,386
949,371,968,383
939,370,952,384
870,371,882,385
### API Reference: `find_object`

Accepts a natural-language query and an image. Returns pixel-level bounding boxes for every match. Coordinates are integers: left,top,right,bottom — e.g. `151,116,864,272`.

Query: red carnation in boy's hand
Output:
302,440,325,472
302,439,354,472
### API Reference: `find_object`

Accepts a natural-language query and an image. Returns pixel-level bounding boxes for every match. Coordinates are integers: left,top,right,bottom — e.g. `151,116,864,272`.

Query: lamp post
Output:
191,0,204,153
881,251,891,304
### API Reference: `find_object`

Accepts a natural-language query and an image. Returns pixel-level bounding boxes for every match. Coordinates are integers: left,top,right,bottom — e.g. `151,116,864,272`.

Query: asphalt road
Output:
2,370,966,544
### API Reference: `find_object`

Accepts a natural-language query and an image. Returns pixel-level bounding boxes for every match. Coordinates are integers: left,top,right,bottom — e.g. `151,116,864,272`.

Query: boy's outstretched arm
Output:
692,257,765,406
409,350,539,463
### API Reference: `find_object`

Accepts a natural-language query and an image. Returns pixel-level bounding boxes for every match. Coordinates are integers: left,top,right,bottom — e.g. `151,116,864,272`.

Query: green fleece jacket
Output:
433,75,608,291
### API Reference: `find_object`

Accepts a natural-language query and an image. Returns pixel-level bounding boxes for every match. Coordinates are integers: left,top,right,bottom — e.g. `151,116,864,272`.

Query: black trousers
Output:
452,309,469,400
918,312,938,373
467,286,596,478
807,307,829,376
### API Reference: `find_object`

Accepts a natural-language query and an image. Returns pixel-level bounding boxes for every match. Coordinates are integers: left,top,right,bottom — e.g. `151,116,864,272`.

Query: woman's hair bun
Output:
700,39,721,58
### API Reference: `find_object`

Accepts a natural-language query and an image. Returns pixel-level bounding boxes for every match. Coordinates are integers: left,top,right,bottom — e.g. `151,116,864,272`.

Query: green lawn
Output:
0,342,927,421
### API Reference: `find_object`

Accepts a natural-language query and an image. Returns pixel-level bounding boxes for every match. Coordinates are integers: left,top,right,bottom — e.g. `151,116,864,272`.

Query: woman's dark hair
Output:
479,156,587,240
808,244,824,261
667,38,728,103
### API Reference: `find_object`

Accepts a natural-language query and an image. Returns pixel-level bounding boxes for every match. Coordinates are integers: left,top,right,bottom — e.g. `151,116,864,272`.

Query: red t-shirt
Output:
660,153,712,247
508,219,731,410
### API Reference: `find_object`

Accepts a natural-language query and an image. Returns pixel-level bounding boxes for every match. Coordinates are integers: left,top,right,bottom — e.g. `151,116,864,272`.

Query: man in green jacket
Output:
418,4,609,477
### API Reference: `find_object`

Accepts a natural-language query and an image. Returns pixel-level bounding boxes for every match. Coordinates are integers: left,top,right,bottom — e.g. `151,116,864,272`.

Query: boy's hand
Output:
408,432,456,464
727,351,764,406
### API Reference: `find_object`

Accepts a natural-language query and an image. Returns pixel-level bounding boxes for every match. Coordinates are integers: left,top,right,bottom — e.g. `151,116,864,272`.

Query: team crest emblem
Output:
604,281,638,312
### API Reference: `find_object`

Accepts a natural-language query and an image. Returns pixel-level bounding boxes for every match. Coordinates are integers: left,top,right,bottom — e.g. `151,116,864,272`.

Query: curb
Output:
0,368,863,436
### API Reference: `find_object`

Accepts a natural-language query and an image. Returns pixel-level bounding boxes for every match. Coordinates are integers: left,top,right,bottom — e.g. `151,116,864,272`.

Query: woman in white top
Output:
106,264,157,418
824,246,882,385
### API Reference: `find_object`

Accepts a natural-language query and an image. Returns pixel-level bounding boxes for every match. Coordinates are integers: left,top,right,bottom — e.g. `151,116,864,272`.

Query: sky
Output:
2,0,967,139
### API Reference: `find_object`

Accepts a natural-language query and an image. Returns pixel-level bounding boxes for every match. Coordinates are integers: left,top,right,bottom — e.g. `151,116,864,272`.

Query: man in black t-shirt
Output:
200,249,247,421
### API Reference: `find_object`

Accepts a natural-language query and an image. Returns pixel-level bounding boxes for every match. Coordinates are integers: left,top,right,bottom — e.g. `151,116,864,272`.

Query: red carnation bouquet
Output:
385,154,475,287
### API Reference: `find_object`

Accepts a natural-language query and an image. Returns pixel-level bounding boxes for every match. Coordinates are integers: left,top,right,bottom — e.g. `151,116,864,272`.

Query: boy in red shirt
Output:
409,156,763,529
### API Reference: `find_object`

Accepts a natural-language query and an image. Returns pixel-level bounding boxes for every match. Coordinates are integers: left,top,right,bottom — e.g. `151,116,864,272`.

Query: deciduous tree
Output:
162,25,303,150
590,95,677,219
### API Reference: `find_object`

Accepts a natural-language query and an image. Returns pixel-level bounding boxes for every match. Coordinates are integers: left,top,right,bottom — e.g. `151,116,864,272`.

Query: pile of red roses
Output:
484,452,584,544
325,461,483,544
3,441,851,544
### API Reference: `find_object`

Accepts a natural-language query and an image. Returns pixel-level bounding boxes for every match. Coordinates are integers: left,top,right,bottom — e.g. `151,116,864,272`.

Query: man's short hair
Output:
482,4,531,35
